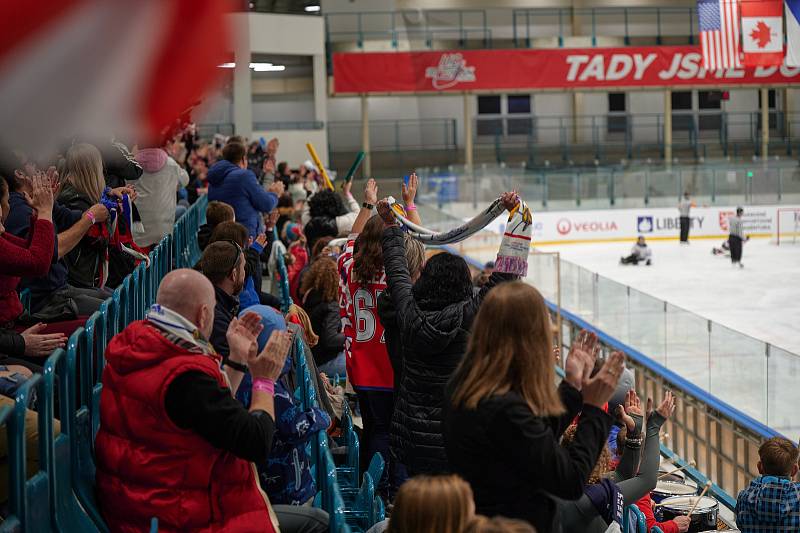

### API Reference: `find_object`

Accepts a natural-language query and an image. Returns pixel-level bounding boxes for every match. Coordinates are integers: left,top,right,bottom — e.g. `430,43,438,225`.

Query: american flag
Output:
698,0,742,70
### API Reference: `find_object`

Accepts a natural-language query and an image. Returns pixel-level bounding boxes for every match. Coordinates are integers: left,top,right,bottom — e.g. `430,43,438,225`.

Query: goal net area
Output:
773,208,800,245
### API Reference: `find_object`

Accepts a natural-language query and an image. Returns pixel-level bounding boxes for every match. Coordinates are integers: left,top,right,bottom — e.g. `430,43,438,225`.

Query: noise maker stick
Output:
341,151,365,189
686,481,713,516
305,142,334,191
658,460,697,479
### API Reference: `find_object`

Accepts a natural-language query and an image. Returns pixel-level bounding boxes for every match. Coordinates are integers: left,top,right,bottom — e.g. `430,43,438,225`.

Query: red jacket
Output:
95,321,277,532
0,218,54,324
636,494,679,533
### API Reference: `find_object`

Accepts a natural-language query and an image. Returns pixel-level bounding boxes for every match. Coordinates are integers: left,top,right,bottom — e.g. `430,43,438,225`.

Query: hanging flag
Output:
0,0,231,154
786,0,800,66
742,0,784,66
698,0,742,71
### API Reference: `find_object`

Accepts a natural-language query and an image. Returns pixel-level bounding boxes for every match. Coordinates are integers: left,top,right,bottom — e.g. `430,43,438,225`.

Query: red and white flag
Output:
741,0,784,66
0,0,231,153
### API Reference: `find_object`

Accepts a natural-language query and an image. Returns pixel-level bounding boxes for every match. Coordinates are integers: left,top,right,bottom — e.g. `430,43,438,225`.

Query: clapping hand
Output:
249,330,293,381
615,389,642,432
582,351,626,408
564,330,599,391
648,390,676,420
226,311,264,365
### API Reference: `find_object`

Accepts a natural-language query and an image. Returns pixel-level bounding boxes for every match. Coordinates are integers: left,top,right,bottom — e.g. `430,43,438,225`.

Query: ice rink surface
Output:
537,238,800,355
467,236,800,439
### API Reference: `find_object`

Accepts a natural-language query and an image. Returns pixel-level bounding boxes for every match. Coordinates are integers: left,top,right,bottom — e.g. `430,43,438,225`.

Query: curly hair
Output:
412,252,472,311
311,236,334,259
562,424,612,484
301,257,339,302
309,189,347,219
353,215,384,285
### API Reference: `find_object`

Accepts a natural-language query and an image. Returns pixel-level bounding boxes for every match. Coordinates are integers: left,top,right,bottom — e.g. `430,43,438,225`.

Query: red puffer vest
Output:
95,320,277,532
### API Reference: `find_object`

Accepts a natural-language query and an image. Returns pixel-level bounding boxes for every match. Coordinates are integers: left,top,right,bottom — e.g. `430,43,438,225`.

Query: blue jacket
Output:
207,160,278,237
736,475,800,532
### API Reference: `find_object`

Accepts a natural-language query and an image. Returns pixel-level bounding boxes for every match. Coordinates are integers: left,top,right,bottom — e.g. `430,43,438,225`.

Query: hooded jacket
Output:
131,148,189,248
95,320,275,532
380,226,513,475
736,475,800,532
235,306,331,505
207,160,278,238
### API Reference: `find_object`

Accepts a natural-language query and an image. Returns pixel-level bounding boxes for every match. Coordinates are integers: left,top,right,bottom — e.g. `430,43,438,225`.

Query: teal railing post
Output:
656,8,662,44
558,9,564,47
624,8,630,45
591,9,597,47
688,7,694,44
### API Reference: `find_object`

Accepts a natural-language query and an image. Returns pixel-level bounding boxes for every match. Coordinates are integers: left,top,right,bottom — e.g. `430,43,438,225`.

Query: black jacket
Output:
376,290,402,392
443,383,612,533
210,285,238,359
380,226,512,475
57,185,100,289
197,223,213,251
0,329,25,358
303,289,344,366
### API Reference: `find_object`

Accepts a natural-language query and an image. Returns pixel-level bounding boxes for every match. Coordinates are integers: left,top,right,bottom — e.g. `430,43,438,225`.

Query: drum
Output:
658,466,687,483
651,480,698,503
656,495,719,533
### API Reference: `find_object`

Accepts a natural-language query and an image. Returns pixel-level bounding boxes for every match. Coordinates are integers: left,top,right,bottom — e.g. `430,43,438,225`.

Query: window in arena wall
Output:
507,95,532,136
477,95,503,136
607,92,627,136
698,91,722,131
671,91,693,132
758,89,778,129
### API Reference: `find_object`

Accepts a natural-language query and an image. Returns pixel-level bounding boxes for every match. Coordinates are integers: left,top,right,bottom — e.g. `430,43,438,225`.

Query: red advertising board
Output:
332,46,800,94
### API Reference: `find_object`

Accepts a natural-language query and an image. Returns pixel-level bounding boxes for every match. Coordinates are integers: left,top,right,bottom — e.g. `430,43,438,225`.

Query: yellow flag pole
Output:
305,143,334,191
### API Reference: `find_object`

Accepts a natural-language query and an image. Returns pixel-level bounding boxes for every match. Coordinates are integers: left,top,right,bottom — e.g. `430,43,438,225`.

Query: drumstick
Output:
658,460,697,479
686,481,712,516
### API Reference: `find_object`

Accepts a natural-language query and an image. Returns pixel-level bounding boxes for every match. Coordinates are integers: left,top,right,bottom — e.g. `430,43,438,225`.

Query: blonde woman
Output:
58,143,136,291
444,281,625,533
384,475,476,533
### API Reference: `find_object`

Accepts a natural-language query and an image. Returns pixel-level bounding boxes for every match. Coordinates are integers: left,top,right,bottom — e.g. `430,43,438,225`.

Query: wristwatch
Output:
362,202,375,210
224,359,248,373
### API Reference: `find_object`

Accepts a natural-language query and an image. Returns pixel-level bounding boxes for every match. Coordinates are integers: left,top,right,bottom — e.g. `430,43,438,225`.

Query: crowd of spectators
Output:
2,128,797,533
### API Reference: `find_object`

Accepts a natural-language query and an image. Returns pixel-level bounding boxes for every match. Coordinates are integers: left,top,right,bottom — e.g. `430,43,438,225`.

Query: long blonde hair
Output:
387,475,474,533
65,143,105,203
450,281,564,417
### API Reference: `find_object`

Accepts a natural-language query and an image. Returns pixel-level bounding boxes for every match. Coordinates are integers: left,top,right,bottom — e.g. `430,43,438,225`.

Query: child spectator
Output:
198,200,234,251
735,437,800,533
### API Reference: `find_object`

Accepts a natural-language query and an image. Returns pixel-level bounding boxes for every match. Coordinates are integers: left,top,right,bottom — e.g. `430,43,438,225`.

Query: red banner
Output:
332,46,800,94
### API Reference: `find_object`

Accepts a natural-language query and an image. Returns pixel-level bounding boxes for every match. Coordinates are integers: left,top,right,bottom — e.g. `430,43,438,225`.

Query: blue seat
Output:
43,349,103,532
337,431,360,489
1,375,52,533
651,528,665,533
625,504,646,533
342,452,384,502
343,471,376,532
65,330,109,531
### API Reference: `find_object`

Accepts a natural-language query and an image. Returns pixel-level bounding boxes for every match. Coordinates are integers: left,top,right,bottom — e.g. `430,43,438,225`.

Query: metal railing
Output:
324,6,699,50
412,161,800,210
328,118,458,153
325,9,490,49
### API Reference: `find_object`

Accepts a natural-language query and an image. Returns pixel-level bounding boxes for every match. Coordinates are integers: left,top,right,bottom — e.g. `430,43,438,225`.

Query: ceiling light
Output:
217,62,286,72
305,5,321,12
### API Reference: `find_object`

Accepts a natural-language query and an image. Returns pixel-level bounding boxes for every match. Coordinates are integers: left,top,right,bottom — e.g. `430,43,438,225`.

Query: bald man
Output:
94,268,290,532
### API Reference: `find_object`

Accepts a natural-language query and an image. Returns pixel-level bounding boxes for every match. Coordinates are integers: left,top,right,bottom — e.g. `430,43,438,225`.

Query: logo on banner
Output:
556,218,618,235
424,53,476,90
556,219,572,235
637,216,654,233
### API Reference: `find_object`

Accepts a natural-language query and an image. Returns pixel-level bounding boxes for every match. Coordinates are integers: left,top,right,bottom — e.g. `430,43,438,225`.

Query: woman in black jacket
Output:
300,256,346,377
443,281,626,533
375,195,517,477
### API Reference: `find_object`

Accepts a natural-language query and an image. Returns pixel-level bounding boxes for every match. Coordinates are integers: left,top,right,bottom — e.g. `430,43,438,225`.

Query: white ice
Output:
465,237,800,440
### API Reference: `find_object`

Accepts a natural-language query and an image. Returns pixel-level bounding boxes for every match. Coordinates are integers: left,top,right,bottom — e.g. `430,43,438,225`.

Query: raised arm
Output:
612,389,645,481
401,172,422,226
245,171,281,213
350,179,378,235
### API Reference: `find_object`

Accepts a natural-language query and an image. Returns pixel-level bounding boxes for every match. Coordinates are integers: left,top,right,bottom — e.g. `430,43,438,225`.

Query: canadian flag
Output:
741,0,784,66
0,0,230,154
